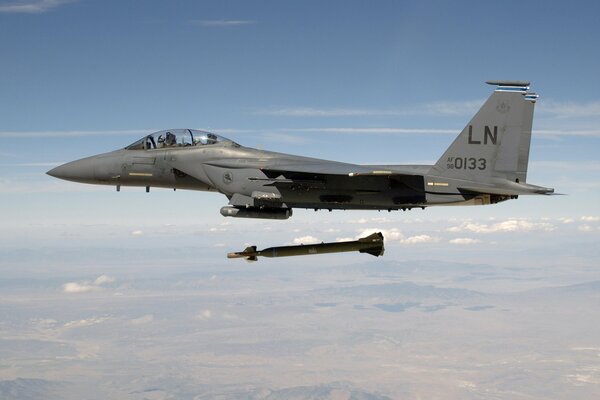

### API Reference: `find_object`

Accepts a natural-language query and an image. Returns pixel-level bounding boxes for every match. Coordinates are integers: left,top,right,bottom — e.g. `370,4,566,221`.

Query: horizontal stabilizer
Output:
459,180,555,196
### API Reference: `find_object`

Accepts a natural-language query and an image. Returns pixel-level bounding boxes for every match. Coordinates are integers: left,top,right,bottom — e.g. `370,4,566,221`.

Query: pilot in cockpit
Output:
206,133,218,145
165,132,176,146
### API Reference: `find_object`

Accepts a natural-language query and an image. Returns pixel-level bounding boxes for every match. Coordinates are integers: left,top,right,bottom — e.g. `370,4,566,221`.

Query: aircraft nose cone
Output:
46,164,66,179
47,157,96,183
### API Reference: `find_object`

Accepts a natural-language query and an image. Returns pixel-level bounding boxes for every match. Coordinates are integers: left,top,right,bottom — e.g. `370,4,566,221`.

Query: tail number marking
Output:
468,125,498,145
447,157,486,170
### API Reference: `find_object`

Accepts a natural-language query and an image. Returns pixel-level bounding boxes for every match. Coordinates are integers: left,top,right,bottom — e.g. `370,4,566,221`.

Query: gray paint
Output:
47,82,554,220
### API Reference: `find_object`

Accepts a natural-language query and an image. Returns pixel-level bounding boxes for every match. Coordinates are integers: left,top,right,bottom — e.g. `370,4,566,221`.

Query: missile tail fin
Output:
359,246,385,257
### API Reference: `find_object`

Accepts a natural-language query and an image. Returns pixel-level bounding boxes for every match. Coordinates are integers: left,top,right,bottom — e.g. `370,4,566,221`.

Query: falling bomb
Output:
227,232,384,261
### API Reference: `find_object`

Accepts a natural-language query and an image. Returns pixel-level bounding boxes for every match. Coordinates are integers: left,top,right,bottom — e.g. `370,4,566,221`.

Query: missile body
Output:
227,232,384,261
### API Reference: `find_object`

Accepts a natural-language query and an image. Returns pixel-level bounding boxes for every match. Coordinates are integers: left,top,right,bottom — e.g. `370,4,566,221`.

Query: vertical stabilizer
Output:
431,81,538,183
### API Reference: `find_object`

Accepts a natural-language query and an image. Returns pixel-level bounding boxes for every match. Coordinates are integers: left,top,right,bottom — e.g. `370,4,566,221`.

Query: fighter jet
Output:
47,81,554,220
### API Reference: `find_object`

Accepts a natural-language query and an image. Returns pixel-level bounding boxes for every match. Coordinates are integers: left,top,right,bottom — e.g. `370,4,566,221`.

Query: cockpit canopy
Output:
126,129,238,150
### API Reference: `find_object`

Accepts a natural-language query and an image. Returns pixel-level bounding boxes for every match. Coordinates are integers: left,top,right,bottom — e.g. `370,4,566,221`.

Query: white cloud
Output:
62,275,116,293
382,228,404,241
535,129,600,138
256,107,388,117
449,238,482,245
0,129,147,138
423,100,483,115
131,314,154,325
280,126,600,138
539,100,600,118
259,132,311,145
64,316,109,328
197,309,212,320
349,218,369,224
0,0,75,14
131,230,143,236
62,282,96,293
254,100,482,118
254,98,599,119
335,237,355,242
567,374,600,384
193,19,256,27
358,228,403,241
222,312,239,320
286,127,457,135
578,224,593,232
559,217,574,224
447,219,555,234
581,216,600,222
293,235,320,245
94,275,115,286
370,217,392,224
253,97,600,122
4,162,62,168
346,217,393,225
31,318,58,328
0,178,108,194
400,234,440,244
530,161,600,172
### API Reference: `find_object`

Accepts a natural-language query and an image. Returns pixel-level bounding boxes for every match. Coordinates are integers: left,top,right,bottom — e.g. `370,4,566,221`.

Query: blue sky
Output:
1,0,600,265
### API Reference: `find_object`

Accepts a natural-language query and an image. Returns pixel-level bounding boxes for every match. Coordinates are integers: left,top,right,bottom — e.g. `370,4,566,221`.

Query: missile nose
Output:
46,157,96,183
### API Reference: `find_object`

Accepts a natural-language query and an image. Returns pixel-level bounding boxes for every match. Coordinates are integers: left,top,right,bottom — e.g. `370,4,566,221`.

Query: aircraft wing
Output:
202,159,375,176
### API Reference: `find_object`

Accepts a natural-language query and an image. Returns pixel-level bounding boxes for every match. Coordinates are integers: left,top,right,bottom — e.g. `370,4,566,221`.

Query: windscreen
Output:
126,129,236,150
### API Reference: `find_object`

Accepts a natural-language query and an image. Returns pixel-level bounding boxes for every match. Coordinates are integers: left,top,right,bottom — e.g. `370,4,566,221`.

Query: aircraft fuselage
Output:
47,82,555,220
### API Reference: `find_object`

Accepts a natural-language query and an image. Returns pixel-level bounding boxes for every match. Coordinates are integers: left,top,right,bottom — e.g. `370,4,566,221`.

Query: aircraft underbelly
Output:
273,173,428,209
277,187,427,209
200,163,477,209
425,193,470,205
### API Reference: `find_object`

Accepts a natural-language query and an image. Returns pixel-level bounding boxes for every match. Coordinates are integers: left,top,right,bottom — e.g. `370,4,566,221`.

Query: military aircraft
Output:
47,81,554,220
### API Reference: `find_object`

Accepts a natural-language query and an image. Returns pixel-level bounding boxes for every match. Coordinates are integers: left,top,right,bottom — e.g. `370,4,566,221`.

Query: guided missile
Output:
227,232,384,261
